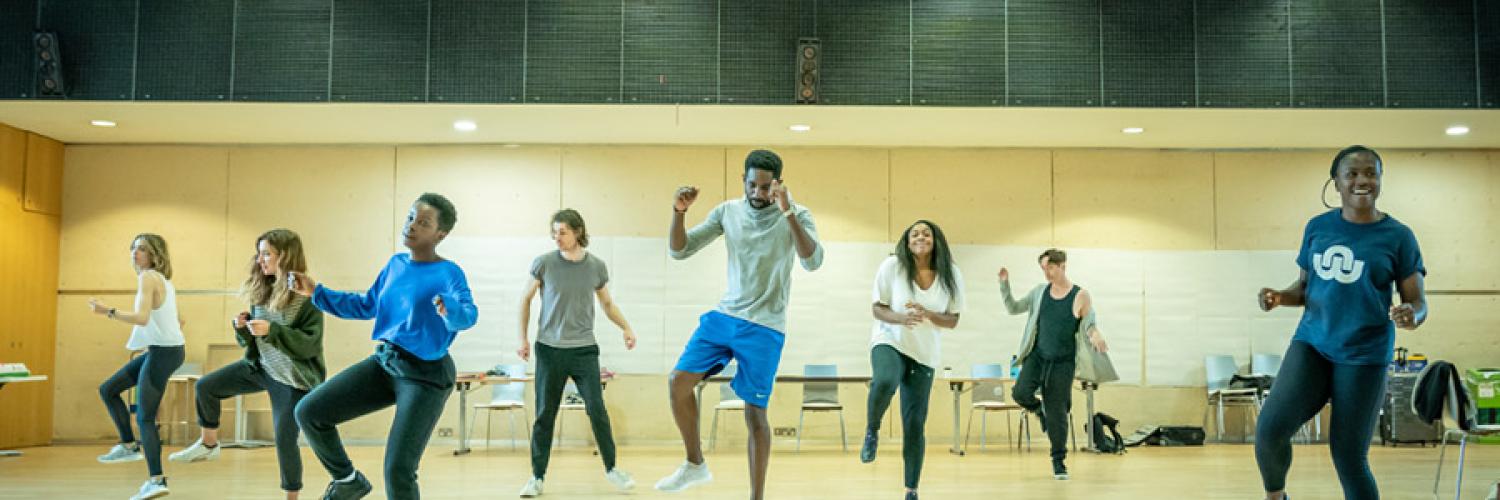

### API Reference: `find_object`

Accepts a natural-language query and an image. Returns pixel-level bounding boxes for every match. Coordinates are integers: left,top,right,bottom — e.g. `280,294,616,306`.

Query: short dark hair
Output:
551,208,589,247
1330,145,1382,178
744,149,783,179
1038,248,1067,265
416,192,458,232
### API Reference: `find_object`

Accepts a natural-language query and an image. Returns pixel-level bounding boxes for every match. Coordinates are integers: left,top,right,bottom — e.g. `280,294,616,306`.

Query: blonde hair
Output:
131,233,173,280
239,229,308,312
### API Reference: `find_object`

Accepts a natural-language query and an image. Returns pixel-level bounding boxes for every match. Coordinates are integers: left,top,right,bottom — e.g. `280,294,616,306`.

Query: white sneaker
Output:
129,478,170,500
1485,480,1498,500
97,443,143,464
605,468,635,491
168,439,220,463
518,477,543,497
654,461,711,492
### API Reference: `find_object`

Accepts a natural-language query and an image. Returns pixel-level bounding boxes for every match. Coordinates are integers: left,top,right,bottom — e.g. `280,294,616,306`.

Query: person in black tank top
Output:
1035,286,1081,361
1004,249,1107,480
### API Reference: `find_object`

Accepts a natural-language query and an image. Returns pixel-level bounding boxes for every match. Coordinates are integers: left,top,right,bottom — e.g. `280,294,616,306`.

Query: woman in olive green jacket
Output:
169,229,324,500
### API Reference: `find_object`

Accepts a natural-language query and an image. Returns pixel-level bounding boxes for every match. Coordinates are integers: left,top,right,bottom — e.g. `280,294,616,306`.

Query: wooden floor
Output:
1,440,1496,499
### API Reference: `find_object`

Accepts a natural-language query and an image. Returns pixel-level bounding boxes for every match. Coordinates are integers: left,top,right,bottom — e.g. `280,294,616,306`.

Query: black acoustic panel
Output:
816,0,910,105
429,0,524,103
719,0,804,104
0,0,38,98
1101,0,1193,107
332,0,428,102
623,0,717,104
1290,0,1382,108
1197,0,1290,107
1384,0,1476,108
526,0,621,103
1478,0,1500,108
38,0,136,100
912,0,1004,106
233,0,331,102
1009,0,1100,107
136,0,232,101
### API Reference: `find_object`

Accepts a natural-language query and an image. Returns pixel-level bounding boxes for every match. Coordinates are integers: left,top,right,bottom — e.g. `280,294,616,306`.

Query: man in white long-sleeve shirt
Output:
653,149,824,500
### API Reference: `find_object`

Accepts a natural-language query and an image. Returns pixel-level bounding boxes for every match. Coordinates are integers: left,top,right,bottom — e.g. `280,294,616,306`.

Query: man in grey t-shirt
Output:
529,250,609,348
654,149,824,500
516,209,638,497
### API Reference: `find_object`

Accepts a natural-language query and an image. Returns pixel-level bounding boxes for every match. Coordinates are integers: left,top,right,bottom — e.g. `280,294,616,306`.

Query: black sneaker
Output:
860,431,879,463
321,470,372,500
904,490,918,500
1052,459,1069,480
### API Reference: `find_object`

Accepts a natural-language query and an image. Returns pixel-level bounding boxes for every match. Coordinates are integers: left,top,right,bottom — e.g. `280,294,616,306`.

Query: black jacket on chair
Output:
1411,360,1474,431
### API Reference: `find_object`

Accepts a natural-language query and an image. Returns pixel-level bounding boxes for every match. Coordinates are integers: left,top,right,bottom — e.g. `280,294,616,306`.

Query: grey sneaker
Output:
605,468,635,491
168,439,220,463
129,477,169,500
654,461,712,492
97,443,143,464
518,477,543,497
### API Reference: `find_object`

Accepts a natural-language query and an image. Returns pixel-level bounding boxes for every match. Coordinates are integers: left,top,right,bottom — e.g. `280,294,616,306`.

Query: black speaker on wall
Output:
796,37,819,103
34,32,65,98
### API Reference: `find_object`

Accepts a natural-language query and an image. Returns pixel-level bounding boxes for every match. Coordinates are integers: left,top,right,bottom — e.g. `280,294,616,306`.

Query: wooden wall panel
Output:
0,123,60,449
1055,150,1216,250
23,133,63,215
890,148,1053,246
563,146,725,237
58,146,230,291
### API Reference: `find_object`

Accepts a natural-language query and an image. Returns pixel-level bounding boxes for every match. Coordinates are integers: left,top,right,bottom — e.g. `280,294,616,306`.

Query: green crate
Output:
1469,368,1500,409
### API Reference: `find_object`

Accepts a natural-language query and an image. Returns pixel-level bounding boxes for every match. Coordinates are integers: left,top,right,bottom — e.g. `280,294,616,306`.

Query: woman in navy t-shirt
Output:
1254,146,1428,500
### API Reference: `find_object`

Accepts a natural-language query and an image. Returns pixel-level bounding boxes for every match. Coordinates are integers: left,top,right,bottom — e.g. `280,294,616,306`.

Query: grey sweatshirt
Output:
670,199,824,332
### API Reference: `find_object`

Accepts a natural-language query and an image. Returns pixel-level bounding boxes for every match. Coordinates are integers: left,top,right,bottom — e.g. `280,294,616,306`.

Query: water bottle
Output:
1010,355,1020,379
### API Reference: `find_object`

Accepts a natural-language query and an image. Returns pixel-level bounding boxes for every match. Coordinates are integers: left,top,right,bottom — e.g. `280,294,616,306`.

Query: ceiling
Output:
0,101,1493,150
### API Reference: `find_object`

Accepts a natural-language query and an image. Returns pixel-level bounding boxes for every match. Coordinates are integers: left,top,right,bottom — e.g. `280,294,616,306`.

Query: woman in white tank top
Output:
88,233,186,500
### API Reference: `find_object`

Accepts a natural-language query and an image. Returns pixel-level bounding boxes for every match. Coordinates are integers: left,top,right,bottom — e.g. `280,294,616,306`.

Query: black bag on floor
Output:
1151,426,1206,446
1087,412,1126,454
1123,425,1206,447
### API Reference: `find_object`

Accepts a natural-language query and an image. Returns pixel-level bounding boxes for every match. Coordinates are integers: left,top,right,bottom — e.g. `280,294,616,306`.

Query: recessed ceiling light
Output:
789,124,812,132
502,144,521,148
1446,125,1470,136
1122,127,1145,134
90,120,116,127
453,120,477,132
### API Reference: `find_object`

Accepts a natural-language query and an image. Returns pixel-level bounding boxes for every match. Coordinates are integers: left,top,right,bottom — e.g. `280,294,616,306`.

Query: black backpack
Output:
1088,412,1125,454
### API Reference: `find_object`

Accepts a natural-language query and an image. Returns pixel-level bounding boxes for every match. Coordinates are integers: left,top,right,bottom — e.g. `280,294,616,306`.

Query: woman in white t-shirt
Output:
860,219,965,500
88,233,187,500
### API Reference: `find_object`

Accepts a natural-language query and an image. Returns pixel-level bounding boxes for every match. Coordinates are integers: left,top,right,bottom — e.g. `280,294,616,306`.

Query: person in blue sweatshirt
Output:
289,193,478,500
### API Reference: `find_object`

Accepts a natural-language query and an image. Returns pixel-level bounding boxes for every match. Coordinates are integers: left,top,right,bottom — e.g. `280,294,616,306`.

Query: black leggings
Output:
100,345,185,477
1255,340,1387,499
865,345,934,489
196,361,309,491
530,343,617,479
1011,356,1074,462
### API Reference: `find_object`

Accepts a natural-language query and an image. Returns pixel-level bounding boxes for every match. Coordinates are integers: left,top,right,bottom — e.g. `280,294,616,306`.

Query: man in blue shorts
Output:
653,149,824,499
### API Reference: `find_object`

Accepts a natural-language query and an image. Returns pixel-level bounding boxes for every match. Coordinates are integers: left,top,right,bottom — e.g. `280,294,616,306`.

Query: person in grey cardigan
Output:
999,248,1113,481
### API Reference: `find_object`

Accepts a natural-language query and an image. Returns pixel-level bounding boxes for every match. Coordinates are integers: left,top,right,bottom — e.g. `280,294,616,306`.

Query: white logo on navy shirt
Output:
1312,245,1365,284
